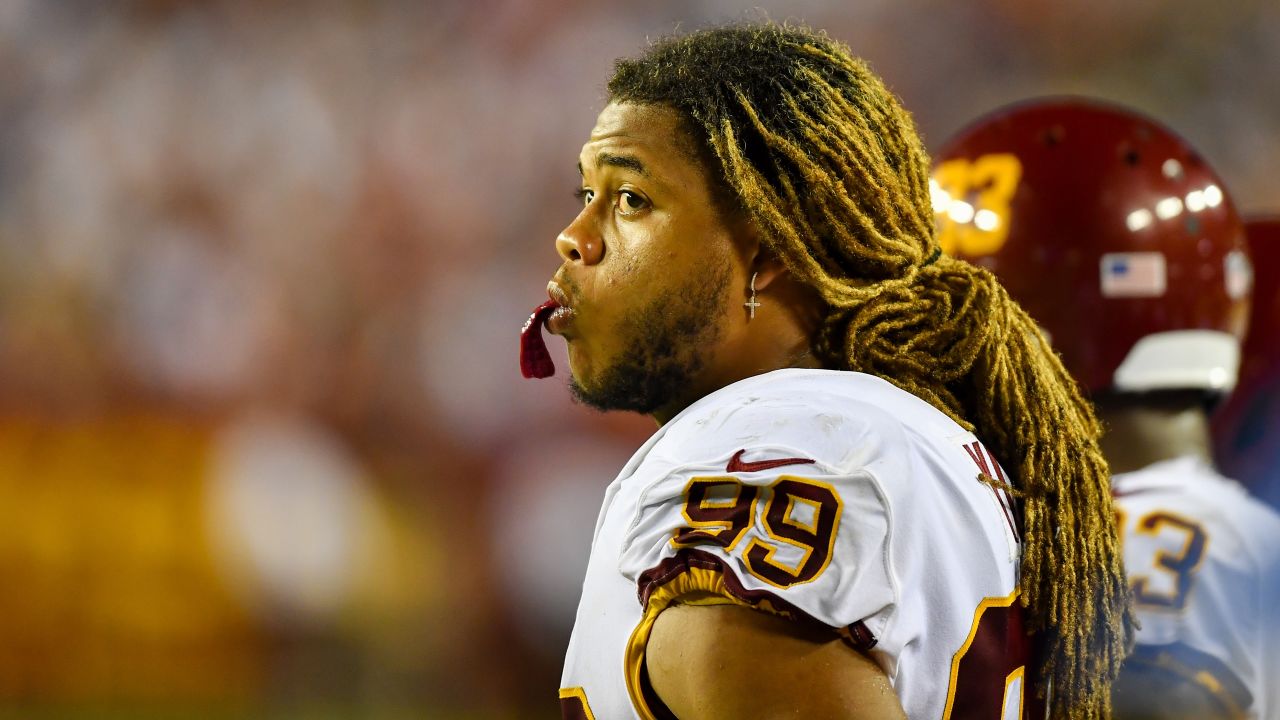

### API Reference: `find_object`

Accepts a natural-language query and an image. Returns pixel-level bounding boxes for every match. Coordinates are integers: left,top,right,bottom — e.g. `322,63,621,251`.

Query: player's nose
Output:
556,210,603,266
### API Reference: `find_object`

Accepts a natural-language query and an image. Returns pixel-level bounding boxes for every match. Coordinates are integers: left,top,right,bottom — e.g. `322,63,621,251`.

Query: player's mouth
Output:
545,283,576,336
519,282,578,379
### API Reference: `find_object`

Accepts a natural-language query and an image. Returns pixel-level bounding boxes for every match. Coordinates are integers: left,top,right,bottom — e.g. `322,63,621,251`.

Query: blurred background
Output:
0,0,1275,718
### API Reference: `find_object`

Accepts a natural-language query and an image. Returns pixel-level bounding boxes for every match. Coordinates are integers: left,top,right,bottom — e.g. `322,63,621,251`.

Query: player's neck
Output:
649,322,823,427
649,345,822,427
1096,402,1212,476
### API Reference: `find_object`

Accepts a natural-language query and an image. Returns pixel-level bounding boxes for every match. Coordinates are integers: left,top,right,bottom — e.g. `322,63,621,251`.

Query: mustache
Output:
551,273,584,307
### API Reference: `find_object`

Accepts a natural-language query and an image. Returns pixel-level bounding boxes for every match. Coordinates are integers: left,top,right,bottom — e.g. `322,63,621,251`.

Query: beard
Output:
569,262,731,415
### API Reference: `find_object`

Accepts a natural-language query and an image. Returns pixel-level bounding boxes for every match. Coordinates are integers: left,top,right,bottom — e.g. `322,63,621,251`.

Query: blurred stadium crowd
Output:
0,0,1275,717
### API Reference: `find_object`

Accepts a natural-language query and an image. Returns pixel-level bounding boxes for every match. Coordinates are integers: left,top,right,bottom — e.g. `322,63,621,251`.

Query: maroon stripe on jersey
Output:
559,695,590,720
994,489,1020,543
947,596,1044,719
635,548,878,651
962,441,994,477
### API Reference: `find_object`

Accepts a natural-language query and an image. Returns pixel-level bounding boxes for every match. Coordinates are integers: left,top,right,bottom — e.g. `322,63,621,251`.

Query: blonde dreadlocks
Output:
609,22,1134,719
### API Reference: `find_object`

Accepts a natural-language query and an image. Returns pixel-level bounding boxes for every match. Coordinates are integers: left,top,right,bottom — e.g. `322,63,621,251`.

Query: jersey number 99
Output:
673,476,842,588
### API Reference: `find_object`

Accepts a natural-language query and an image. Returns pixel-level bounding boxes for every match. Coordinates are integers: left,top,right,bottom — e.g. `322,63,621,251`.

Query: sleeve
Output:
617,413,903,651
608,389,934,719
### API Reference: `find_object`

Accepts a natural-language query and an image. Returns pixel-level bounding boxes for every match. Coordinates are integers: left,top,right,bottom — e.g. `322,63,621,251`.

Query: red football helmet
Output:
932,98,1251,394
1213,217,1280,504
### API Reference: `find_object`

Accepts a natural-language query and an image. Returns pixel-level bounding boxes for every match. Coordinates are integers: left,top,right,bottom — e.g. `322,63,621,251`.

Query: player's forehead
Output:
577,102,700,180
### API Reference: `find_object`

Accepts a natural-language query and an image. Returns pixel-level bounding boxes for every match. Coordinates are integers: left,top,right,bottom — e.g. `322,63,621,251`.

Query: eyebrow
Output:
578,152,649,178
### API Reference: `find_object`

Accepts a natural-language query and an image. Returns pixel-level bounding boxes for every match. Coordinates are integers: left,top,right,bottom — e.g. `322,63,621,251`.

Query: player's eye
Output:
573,187,594,207
616,190,648,216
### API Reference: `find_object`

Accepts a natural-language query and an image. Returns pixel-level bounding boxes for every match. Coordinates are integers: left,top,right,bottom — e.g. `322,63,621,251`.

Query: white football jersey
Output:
560,369,1043,720
1112,456,1280,719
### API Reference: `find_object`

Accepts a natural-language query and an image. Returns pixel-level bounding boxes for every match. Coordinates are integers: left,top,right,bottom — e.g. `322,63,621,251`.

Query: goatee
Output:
569,263,731,416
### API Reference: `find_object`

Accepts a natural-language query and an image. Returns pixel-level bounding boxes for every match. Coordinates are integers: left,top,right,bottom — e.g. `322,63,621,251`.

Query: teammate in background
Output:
1214,217,1280,511
934,98,1280,719
522,23,1132,720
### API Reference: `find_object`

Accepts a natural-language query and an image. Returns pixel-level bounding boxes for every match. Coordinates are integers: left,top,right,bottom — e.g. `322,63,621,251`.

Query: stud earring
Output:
744,272,761,319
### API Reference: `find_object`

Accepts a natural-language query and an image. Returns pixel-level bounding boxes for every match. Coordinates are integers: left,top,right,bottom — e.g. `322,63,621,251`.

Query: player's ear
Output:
740,224,788,292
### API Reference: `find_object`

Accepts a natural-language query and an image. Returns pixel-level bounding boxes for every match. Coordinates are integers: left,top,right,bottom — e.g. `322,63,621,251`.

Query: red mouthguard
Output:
520,300,558,379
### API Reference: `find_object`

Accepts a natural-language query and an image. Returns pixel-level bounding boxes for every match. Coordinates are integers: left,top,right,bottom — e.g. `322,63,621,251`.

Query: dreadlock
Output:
609,22,1134,719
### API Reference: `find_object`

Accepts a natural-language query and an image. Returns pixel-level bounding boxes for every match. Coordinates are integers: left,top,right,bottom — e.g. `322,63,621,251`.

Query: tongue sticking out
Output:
520,300,559,379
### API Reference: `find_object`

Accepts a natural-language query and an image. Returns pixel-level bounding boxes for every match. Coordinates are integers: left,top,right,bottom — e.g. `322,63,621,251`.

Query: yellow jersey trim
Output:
557,686,597,720
623,557,797,719
940,589,1021,719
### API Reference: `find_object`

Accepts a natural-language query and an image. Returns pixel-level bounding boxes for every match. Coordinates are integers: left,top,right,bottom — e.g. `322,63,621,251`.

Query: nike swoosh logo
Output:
726,449,816,473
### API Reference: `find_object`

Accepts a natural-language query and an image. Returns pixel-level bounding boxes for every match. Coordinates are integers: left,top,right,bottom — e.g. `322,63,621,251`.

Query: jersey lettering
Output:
673,476,842,588
671,477,758,551
1117,509,1209,610
943,592,1043,720
963,441,1020,542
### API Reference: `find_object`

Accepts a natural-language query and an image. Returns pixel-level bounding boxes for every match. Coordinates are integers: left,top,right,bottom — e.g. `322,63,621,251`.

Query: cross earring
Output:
744,272,761,319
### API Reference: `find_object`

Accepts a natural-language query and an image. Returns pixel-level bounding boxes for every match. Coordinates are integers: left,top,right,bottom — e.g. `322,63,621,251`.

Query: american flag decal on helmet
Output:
1100,252,1167,298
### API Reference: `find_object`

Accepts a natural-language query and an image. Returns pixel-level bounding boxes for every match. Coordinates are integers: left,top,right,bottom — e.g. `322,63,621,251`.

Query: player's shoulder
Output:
614,370,916,635
650,368,960,472
1117,457,1274,509
1113,456,1233,498
613,369,1010,640
1115,456,1280,556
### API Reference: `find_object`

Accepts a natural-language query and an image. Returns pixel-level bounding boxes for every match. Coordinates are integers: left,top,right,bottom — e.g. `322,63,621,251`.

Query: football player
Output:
1214,217,1280,511
934,98,1280,720
522,23,1131,720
